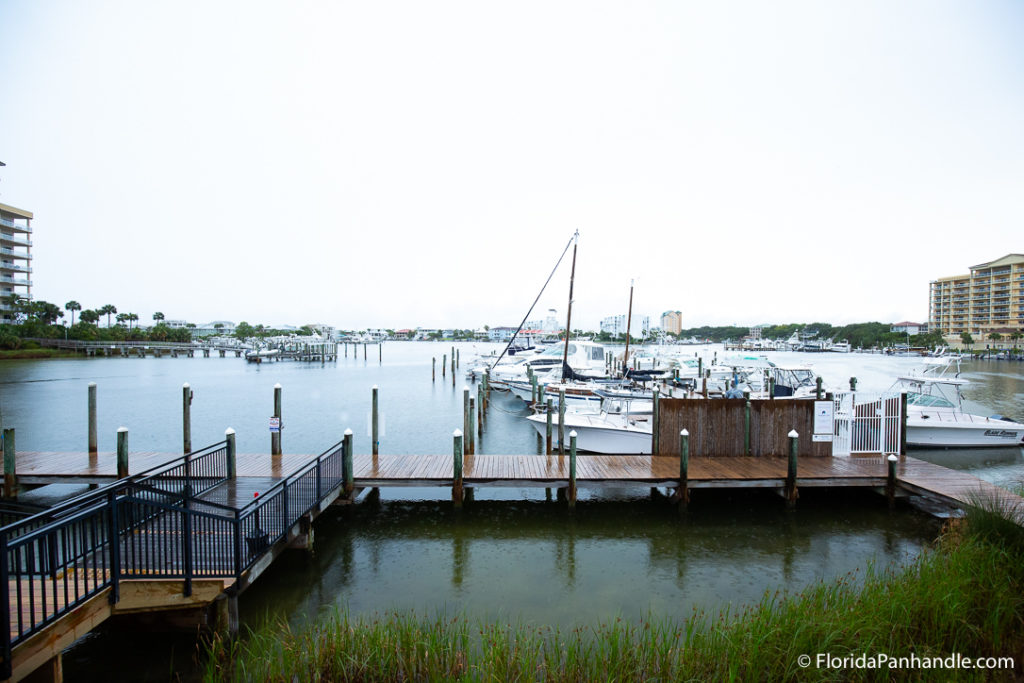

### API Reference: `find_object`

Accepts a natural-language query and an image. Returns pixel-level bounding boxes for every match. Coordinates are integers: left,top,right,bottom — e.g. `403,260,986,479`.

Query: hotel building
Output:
661,310,682,335
1,198,33,322
929,254,1024,338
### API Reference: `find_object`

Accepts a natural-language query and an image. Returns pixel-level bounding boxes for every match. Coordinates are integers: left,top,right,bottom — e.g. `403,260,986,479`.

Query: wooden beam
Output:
9,590,112,683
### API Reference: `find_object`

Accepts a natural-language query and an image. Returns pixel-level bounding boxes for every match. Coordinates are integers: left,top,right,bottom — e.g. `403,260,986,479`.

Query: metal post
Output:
88,382,98,455
453,429,463,507
568,430,577,509
183,382,193,454
786,429,798,507
117,427,129,479
272,383,282,456
225,428,236,479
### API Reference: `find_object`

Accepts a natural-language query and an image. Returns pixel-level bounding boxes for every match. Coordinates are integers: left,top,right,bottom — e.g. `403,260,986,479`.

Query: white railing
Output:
832,391,903,456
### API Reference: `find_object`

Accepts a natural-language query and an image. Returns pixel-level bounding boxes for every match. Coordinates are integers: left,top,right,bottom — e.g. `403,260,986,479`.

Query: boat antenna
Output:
622,278,634,377
489,232,577,373
561,231,579,381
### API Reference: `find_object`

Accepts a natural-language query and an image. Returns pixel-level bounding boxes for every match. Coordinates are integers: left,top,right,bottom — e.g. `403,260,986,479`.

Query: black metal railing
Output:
1,437,348,678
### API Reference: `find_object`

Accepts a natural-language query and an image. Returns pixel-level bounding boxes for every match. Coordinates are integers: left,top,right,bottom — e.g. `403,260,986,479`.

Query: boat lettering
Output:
983,430,1019,439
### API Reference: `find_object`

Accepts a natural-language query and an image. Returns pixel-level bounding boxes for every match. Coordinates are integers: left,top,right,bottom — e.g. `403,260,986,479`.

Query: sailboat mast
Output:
623,279,634,376
561,231,579,381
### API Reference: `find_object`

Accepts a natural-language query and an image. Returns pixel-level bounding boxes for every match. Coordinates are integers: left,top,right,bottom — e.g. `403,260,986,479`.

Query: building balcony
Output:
0,276,31,287
0,233,32,248
0,262,32,274
0,217,31,233
0,247,30,259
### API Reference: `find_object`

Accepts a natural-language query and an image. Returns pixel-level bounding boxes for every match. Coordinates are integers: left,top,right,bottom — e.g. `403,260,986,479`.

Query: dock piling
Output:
469,396,476,455
676,429,689,510
3,427,16,498
272,384,282,456
849,376,858,391
433,357,436,382
545,397,553,455
786,429,798,507
453,429,464,507
372,386,379,456
652,386,660,454
342,429,354,495
744,393,751,455
815,376,823,400
463,387,470,455
225,428,236,479
568,430,577,509
117,427,129,478
558,390,566,456
183,383,193,455
88,382,97,456
887,454,898,508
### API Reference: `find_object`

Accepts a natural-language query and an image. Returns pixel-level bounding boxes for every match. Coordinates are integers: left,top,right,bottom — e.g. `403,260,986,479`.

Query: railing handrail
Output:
237,438,346,514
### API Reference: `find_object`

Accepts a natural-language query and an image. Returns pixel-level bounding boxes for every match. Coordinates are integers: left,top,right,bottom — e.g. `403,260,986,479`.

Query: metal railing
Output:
1,437,347,678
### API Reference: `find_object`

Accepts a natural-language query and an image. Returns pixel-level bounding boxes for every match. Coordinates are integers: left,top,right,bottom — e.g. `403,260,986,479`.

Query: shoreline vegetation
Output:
201,494,1024,682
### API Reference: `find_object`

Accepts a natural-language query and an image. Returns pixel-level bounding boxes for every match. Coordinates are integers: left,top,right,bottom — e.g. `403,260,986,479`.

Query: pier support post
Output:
674,429,689,510
372,386,379,456
183,383,193,455
568,430,577,509
815,377,823,400
463,387,471,455
469,396,476,455
433,357,436,382
226,428,236,479
272,384,282,456
530,371,538,406
849,376,858,391
558,390,566,456
785,429,798,508
453,429,464,507
652,386,660,454
88,382,98,456
477,384,483,437
342,429,354,496
3,427,16,498
545,397,553,455
117,427,129,478
744,392,751,455
886,454,898,508
899,392,908,456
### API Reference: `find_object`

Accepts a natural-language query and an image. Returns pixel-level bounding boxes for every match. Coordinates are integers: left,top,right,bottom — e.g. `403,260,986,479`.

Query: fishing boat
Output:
887,359,1024,448
525,408,653,454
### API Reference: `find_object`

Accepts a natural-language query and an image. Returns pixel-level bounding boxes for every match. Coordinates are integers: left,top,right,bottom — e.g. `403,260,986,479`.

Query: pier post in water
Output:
477,384,483,437
673,428,689,510
443,354,446,378
225,428,236,480
469,396,476,455
453,429,464,507
433,357,436,382
88,382,98,456
899,392,908,455
849,376,858,391
3,427,16,498
568,430,577,509
272,384,282,456
462,387,471,455
558,389,566,456
886,454,898,508
545,397,553,455
815,376,823,400
372,385,379,456
342,429,354,496
786,429,798,507
744,392,752,455
117,427,129,479
183,382,193,455
652,386,660,454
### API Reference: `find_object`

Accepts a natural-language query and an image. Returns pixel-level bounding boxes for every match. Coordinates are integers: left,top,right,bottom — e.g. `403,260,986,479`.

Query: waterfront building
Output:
929,254,1024,338
488,326,518,342
891,321,927,336
661,310,682,335
0,194,33,322
601,314,650,337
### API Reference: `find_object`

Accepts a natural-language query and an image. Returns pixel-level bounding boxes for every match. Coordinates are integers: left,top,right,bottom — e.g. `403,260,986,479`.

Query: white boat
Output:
525,409,653,454
888,359,1024,448
488,340,609,387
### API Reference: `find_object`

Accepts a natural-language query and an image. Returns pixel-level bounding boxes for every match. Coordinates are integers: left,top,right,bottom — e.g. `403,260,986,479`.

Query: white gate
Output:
831,391,903,456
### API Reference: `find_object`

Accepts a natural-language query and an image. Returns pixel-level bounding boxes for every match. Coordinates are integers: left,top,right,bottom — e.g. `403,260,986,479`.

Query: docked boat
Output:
887,359,1024,448
525,408,653,454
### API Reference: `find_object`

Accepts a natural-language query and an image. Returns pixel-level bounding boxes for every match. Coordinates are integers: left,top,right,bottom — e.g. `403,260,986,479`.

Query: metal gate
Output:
832,391,903,456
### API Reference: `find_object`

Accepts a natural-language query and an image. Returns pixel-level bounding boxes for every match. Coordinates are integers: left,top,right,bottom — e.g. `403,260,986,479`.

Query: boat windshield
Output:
907,393,956,408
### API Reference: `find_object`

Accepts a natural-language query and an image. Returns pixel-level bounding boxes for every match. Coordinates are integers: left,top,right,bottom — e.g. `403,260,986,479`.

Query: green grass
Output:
0,348,80,360
202,496,1024,682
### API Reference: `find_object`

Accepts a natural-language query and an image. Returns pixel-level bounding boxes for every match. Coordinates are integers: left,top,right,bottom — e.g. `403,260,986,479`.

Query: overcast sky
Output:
1,1,1022,332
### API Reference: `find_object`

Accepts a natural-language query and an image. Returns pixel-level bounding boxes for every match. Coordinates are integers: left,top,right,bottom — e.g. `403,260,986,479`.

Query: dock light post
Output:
3,427,16,499
786,429,798,507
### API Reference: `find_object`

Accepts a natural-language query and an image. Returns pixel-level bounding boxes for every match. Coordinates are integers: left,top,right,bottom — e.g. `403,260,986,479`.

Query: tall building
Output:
0,181,34,322
601,314,650,337
661,310,682,335
929,254,1024,338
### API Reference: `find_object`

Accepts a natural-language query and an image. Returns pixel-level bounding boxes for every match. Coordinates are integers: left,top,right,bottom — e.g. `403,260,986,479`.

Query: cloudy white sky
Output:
1,1,1022,332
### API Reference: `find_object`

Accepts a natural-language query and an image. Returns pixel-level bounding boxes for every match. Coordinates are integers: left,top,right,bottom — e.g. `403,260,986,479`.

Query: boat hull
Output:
907,419,1024,448
526,413,652,454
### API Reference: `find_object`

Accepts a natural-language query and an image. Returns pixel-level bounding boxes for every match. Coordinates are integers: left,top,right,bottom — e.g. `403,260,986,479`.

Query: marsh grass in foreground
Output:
203,492,1024,682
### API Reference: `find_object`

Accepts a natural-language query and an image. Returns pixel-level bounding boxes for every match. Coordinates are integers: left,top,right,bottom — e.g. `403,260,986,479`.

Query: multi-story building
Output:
601,314,650,337
929,254,1024,338
1,197,34,322
661,310,682,335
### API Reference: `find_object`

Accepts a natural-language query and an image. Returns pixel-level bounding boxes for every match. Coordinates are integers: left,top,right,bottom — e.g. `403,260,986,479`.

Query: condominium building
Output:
661,310,682,335
600,314,650,337
1,198,34,322
929,254,1024,338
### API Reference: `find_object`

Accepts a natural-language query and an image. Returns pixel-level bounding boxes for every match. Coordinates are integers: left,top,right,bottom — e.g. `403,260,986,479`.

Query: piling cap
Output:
569,430,578,438
454,429,463,437
183,382,190,388
344,428,353,436
88,381,97,387
887,454,898,462
372,384,378,390
788,429,799,438
464,385,470,392
225,427,235,436
681,429,689,436
274,383,282,389
117,426,129,433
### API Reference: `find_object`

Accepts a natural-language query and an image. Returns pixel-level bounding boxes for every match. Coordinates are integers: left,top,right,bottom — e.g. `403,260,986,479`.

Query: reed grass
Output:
203,492,1024,682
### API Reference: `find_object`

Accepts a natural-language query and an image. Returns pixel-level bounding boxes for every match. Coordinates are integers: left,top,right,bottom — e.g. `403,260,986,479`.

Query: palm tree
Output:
128,313,139,333
100,304,117,328
153,311,165,323
115,313,128,327
65,301,81,326
80,309,100,325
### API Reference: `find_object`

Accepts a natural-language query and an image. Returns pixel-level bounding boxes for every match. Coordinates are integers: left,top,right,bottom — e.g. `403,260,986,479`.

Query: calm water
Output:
2,343,1022,680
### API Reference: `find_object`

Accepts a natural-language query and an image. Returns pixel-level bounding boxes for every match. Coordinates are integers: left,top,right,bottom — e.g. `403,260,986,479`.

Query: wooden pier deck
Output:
14,450,1021,512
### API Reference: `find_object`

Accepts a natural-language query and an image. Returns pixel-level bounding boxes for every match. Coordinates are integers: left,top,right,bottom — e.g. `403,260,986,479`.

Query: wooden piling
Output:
183,382,193,455
453,429,464,507
463,387,471,455
886,454,898,508
477,384,483,437
432,357,436,382
899,392,908,455
558,389,566,456
676,429,689,509
545,397,553,455
363,343,367,361
3,427,16,498
379,341,382,364
568,430,577,509
116,427,129,479
443,354,447,378
815,376,823,400
849,376,858,391
372,385,379,456
786,429,798,507
225,428,236,479
88,382,98,456
469,396,475,455
744,393,751,455
342,429,354,495
272,383,282,456
652,386,660,454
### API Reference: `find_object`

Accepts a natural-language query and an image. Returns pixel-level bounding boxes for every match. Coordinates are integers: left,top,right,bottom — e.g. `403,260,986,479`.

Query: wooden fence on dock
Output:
656,398,831,457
